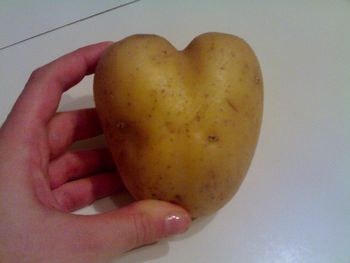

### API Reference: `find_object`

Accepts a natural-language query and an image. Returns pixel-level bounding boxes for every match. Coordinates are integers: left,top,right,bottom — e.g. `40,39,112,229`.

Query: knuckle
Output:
30,68,41,77
29,67,46,82
56,190,76,212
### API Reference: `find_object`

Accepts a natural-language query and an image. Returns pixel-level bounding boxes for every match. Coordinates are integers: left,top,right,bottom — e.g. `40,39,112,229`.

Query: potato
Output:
93,33,263,218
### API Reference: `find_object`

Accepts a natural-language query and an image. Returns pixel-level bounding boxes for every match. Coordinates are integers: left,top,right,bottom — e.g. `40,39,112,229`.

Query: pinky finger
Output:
53,172,123,212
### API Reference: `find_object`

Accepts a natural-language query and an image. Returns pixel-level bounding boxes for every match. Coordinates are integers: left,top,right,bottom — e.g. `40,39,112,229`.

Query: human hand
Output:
0,42,191,263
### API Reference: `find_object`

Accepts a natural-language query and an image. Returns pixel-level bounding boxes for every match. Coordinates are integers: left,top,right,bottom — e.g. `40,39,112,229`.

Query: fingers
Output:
49,148,115,189
73,200,191,259
47,108,103,158
53,172,122,212
7,42,112,128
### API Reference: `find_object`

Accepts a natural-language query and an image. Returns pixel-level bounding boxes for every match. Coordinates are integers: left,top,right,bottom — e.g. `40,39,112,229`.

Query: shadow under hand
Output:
172,213,216,241
60,94,107,151
116,240,170,263
58,94,95,111
92,190,135,213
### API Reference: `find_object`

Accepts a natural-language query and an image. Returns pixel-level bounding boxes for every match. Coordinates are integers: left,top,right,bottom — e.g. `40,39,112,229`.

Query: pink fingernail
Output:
164,211,191,236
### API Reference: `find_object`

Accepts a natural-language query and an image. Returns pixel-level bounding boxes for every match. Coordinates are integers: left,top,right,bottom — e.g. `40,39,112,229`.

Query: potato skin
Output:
94,33,263,218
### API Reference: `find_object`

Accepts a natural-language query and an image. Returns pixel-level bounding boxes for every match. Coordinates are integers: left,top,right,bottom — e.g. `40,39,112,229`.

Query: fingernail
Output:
164,211,191,236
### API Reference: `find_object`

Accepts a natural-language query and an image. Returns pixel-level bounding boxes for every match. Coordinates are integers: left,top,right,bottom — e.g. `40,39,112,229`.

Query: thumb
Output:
75,200,191,259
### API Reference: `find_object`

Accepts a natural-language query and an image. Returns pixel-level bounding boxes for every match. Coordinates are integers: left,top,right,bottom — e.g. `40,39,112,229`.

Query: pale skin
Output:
0,42,191,263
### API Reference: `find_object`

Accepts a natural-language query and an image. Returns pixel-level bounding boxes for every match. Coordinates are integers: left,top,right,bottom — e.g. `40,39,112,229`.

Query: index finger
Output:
9,42,112,126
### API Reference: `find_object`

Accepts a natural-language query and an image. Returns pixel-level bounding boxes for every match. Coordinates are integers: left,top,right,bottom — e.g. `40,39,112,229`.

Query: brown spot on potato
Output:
170,194,183,205
175,194,182,202
208,135,219,142
226,99,238,113
116,121,126,129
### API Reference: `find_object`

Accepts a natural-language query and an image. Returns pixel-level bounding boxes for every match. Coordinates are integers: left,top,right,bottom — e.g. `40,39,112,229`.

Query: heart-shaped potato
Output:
94,33,263,218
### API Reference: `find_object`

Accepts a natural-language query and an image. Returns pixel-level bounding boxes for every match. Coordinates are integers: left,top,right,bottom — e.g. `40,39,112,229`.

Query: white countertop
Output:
1,1,349,262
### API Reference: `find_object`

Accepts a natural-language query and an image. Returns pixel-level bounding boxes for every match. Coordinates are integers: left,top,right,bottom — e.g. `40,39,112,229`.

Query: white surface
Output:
1,1,350,262
0,0,136,49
